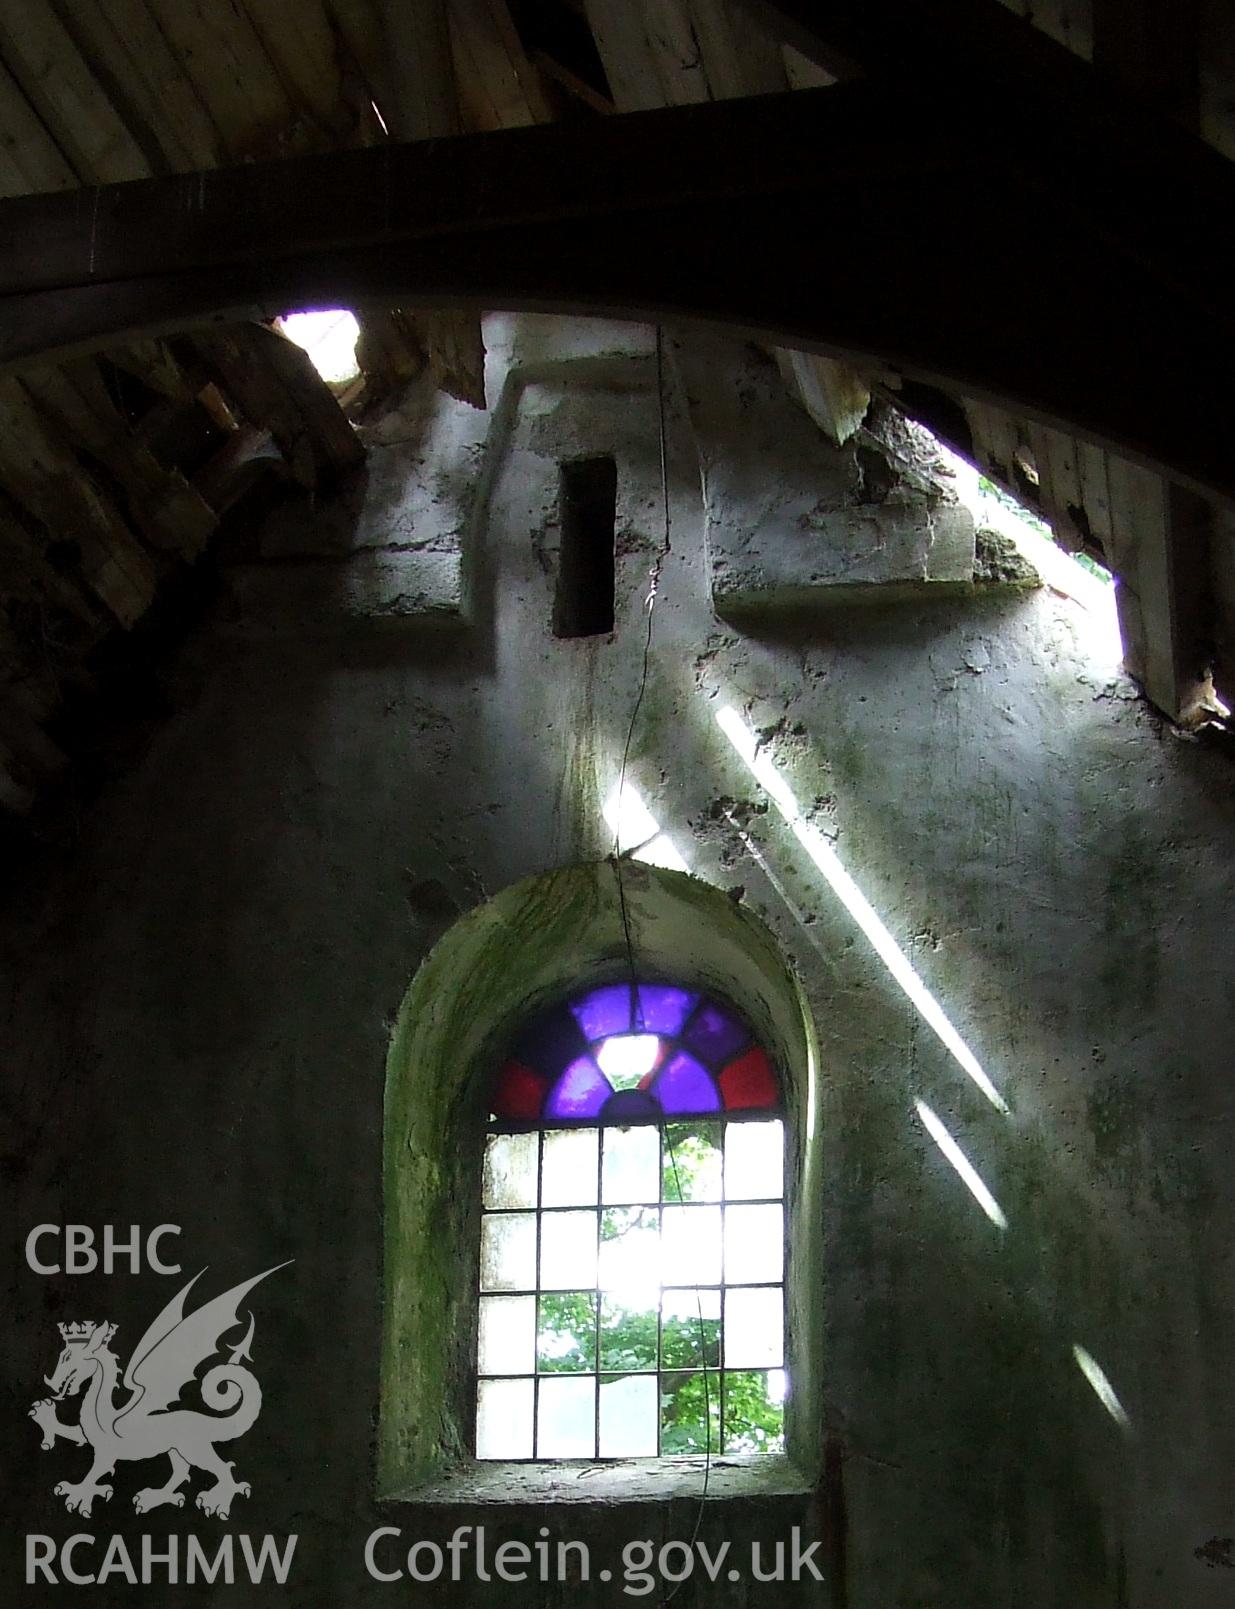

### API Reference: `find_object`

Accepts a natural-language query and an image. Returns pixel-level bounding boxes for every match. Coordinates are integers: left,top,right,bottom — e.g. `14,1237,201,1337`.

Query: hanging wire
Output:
611,325,673,861
606,326,712,1601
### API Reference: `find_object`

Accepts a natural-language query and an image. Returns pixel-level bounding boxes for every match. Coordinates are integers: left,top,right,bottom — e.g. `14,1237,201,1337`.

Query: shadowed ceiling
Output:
0,0,1232,837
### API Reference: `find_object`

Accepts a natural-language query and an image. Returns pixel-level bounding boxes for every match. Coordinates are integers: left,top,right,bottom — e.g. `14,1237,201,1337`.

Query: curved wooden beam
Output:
1,84,1234,501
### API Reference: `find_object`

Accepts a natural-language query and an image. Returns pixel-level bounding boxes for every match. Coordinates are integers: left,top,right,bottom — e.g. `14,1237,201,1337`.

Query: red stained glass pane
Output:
492,1060,548,1120
718,1046,778,1111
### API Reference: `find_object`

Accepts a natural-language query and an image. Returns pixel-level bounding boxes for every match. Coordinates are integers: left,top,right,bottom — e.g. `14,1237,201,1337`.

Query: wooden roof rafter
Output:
0,80,1233,502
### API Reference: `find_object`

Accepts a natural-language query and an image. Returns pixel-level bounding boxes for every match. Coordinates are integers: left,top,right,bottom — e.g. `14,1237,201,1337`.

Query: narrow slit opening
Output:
554,456,617,638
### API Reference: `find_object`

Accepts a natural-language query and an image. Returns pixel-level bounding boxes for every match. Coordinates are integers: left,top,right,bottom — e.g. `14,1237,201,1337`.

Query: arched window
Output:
380,861,819,1502
476,980,785,1462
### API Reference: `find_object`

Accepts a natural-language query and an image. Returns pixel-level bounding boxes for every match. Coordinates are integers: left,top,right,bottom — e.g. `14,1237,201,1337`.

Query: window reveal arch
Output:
379,860,820,1501
477,981,786,1461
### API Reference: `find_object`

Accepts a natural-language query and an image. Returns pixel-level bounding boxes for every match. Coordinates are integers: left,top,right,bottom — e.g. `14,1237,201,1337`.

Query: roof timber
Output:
1,85,1234,510
742,0,1235,315
0,0,149,184
580,0,863,444
898,384,1224,723
752,0,1228,722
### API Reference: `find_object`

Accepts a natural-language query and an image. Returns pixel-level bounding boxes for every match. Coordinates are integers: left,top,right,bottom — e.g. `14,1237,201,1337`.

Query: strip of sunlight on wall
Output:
915,1100,1009,1229
277,310,361,384
938,444,1124,673
602,779,689,872
1072,1344,1132,1432
716,705,1009,1115
716,805,823,1139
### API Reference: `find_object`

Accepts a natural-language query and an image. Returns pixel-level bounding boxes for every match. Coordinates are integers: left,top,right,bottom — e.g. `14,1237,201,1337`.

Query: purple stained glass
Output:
514,1010,588,1078
571,984,635,1043
653,1051,721,1115
496,985,774,1126
545,1056,613,1120
682,999,749,1067
635,984,698,1037
602,1089,659,1122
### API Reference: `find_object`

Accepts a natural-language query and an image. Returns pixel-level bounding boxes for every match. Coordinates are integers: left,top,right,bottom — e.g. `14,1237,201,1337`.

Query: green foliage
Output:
537,1291,596,1372
1072,550,1114,583
660,1368,783,1453
722,1371,785,1454
977,473,1113,585
660,1302,719,1369
535,1289,783,1453
660,1370,720,1453
530,1121,783,1455
662,1122,722,1202
600,1297,659,1371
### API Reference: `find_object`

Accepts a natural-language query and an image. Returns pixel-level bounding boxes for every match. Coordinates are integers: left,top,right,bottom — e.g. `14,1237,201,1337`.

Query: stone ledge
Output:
386,1454,812,1507
676,333,993,619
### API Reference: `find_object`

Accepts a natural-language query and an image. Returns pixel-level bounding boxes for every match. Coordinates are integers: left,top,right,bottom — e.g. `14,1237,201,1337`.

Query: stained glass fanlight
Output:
490,982,779,1126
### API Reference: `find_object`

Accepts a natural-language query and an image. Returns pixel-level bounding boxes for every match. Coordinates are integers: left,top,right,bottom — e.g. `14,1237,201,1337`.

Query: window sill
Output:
386,1454,812,1507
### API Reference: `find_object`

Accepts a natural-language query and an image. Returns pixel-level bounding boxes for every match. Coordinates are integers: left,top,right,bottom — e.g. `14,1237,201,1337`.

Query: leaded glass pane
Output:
654,1051,720,1115
545,1057,610,1120
660,1370,720,1454
722,1370,785,1453
514,1009,588,1079
571,983,634,1042
482,1131,538,1210
480,1211,537,1292
477,1378,534,1459
602,1125,660,1204
478,980,785,1461
599,1294,658,1371
598,1206,660,1297
662,1121,722,1202
724,1203,784,1285
599,1374,659,1456
661,1204,722,1285
491,1060,547,1121
718,1045,778,1110
724,1286,783,1368
682,998,749,1066
635,984,696,1036
478,1293,536,1375
661,1288,721,1369
541,1127,599,1207
500,985,777,1123
724,1118,784,1200
537,1291,597,1373
539,1209,598,1289
596,1033,661,1089
537,1375,596,1457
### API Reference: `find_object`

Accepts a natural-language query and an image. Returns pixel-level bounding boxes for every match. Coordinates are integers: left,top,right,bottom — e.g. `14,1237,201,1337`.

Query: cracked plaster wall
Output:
2,315,1234,1608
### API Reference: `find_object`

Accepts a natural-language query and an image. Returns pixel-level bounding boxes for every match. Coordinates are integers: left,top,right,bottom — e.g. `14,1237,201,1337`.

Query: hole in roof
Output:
276,310,361,385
